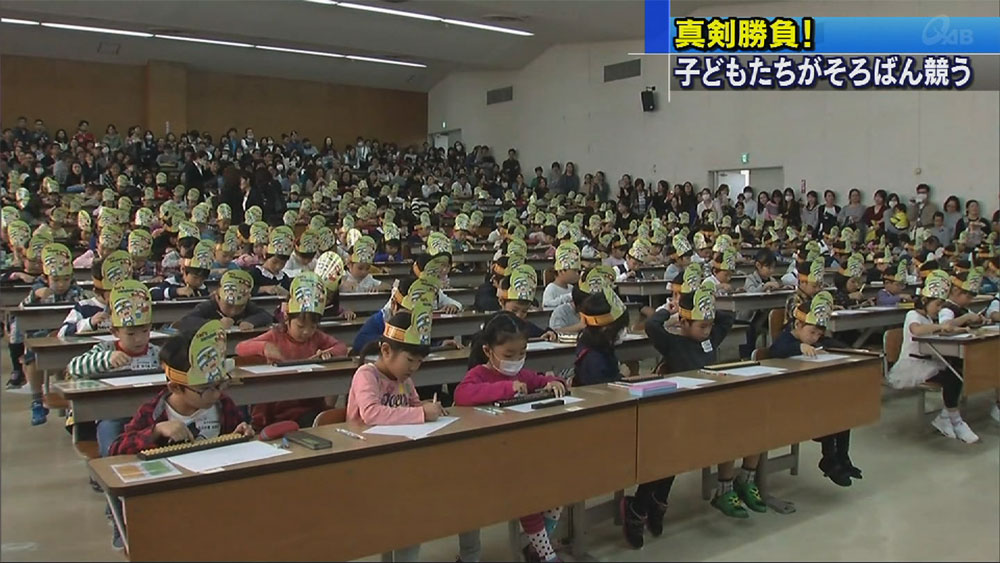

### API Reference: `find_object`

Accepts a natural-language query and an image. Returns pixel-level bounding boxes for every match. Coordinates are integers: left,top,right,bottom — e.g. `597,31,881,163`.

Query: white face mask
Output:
493,356,525,376
889,200,898,207
916,193,927,203
785,195,794,202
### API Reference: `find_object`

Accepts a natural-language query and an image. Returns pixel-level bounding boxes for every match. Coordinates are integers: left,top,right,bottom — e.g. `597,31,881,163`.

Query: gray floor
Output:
1,362,997,562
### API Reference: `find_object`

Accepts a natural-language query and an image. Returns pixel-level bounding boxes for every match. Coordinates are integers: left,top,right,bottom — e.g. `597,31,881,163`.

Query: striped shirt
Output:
67,341,162,379
58,297,110,337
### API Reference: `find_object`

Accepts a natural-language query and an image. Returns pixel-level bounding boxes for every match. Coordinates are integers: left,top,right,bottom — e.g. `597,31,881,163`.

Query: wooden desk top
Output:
913,326,1000,344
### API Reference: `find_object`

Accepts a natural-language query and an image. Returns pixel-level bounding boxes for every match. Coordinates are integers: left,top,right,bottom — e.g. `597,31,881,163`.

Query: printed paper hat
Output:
638,223,651,239
671,234,693,258
712,234,734,254
345,228,362,249
679,264,705,293
588,214,601,231
249,221,270,244
186,188,200,202
178,220,201,241
794,291,834,327
41,243,72,277
309,215,326,231
580,287,626,327
191,203,211,224
798,258,825,284
2,206,20,230
134,207,155,229
110,280,153,327
511,224,527,240
116,175,131,188
42,176,60,194
297,229,320,254
317,226,335,251
118,197,133,212
692,231,710,250
99,224,124,249
219,227,240,254
399,277,438,310
128,228,153,258
840,252,865,278
840,227,855,243
628,237,652,262
418,212,431,229
141,187,154,202
283,210,298,227
383,222,400,242
419,254,452,288
217,203,232,221
102,188,116,203
712,249,737,271
785,226,799,243
312,191,323,204
219,269,253,306
678,281,716,321
164,320,230,386
469,210,484,227
97,208,118,230
7,220,31,248
100,250,133,289
554,241,582,271
506,238,528,259
315,251,346,292
15,187,30,209
883,261,908,283
454,213,470,232
556,220,571,241
952,268,983,293
51,207,68,224
719,215,732,229
244,205,263,225
383,209,396,224
427,232,451,256
579,265,617,294
352,235,377,264
384,302,433,346
268,226,295,256
773,216,785,231
26,231,53,261
920,270,952,300
288,272,326,314
185,240,215,270
651,225,668,246
155,172,168,185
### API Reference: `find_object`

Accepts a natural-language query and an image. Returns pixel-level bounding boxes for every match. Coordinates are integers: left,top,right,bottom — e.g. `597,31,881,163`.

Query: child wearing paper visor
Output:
176,269,273,334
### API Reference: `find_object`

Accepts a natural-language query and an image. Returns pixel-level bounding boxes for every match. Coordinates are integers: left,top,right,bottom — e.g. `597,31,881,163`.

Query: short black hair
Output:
754,248,777,267
357,311,431,362
160,329,197,371
578,291,629,351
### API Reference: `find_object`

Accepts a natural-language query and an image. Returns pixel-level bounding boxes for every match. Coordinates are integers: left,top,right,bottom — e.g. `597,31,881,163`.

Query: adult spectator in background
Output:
556,161,580,194
102,124,123,152
817,189,841,236
907,183,937,227
593,171,610,202
781,187,802,227
510,173,529,199
31,119,49,146
839,188,866,228
954,199,990,245
157,144,179,167
183,150,208,189
928,211,952,246
73,120,95,146
652,180,671,216
801,190,820,234
64,161,85,188
12,116,30,145
241,128,258,151
547,162,562,190
501,148,521,184
301,138,318,158
751,191,769,222
52,129,69,152
884,193,908,241
618,174,635,208
632,178,649,215
451,172,472,199
422,175,442,199
861,189,889,231
254,167,285,222
696,187,716,219
941,195,963,236
716,184,733,217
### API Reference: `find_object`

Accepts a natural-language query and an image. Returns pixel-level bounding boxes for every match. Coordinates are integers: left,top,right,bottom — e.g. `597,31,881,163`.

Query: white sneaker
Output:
952,420,980,444
931,414,956,438
990,403,1000,424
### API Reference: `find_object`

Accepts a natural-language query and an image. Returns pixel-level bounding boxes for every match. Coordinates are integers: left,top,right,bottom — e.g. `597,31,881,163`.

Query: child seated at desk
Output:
473,257,513,313
662,234,693,282
602,234,627,268
352,277,425,354
614,238,650,283
340,235,383,293
705,249,737,294
58,252,132,337
176,270,273,334
548,285,586,334
235,221,268,269
209,236,241,280
151,240,212,301
938,268,987,328
770,291,861,485
281,228,319,278
237,273,347,430
832,252,870,310
14,241,89,424
499,265,557,341
542,241,581,309
876,262,913,306
128,228,161,283
413,253,463,314
887,270,981,443
251,226,294,297
454,311,566,563
373,224,403,263
786,259,824,326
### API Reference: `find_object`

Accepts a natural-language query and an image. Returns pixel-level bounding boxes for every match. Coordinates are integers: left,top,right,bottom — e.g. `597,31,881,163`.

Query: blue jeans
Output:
97,418,129,458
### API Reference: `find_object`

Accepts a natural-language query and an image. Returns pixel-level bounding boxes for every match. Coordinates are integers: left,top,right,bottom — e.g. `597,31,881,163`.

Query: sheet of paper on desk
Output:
92,334,118,341
939,333,974,339
363,416,460,440
526,341,567,351
790,353,851,363
833,310,868,316
664,376,716,389
505,395,584,413
168,441,291,473
621,333,646,342
112,459,182,483
241,364,325,374
714,365,788,377
981,325,1000,332
149,331,172,338
99,373,167,387
865,306,898,311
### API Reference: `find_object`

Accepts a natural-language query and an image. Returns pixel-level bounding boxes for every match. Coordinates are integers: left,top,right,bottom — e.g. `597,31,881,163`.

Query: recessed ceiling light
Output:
1,18,40,25
310,0,533,36
346,55,426,68
256,45,344,58
337,1,440,22
441,18,533,36
302,0,338,4
40,22,153,37
155,34,253,47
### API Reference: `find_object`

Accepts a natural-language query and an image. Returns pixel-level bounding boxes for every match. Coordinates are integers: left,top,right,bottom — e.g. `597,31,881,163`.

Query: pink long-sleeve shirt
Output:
234,326,348,361
453,364,563,406
346,363,425,425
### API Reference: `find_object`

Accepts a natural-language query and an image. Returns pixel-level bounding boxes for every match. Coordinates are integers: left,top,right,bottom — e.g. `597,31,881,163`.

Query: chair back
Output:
313,408,348,427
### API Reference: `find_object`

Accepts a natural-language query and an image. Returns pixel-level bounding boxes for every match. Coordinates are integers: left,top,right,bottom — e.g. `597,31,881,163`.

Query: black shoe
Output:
620,496,646,549
819,456,852,487
521,545,541,563
839,454,862,479
5,374,25,389
646,498,667,537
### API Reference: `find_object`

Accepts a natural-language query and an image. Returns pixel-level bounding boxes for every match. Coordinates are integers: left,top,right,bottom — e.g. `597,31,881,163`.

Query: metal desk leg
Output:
851,328,875,349
757,451,796,514
104,491,128,555
923,342,964,382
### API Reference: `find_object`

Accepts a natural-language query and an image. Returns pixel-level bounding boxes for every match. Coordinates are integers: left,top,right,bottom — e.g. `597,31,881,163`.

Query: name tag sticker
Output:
701,340,714,353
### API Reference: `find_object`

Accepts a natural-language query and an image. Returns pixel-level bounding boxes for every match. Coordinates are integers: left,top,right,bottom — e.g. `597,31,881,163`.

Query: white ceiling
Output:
0,0,668,91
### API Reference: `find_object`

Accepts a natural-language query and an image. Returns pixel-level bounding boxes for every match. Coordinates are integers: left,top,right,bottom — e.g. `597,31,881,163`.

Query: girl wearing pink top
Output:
454,312,567,563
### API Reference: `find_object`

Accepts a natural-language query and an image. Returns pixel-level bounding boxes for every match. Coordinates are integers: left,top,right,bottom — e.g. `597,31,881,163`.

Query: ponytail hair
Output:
578,291,629,351
467,311,528,369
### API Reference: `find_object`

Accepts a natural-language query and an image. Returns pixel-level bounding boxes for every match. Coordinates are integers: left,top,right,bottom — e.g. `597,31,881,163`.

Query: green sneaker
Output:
734,478,767,513
710,490,749,519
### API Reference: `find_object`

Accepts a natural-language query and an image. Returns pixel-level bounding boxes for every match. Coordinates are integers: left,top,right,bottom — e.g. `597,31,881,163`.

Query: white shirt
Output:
542,283,574,308
937,301,959,324
165,403,221,439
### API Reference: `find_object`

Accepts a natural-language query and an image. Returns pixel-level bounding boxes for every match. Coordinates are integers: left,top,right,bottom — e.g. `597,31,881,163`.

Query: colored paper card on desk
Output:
939,333,975,339
790,353,851,363
833,310,868,316
865,306,898,311
168,441,291,473
99,373,167,387
92,334,118,341
710,365,788,377
241,364,325,374
363,416,460,440
980,325,1000,332
664,376,716,389
526,341,567,351
59,379,107,391
111,459,182,483
505,396,584,413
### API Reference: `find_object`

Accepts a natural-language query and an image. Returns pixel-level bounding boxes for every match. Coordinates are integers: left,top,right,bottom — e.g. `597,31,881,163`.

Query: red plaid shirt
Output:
108,388,246,456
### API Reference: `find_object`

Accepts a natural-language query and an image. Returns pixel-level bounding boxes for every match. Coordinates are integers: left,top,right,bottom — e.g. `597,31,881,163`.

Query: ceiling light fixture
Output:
323,0,533,36
441,18,533,36
337,2,440,22
155,34,253,47
40,22,153,37
256,45,344,58
346,55,426,68
302,0,339,4
0,17,40,25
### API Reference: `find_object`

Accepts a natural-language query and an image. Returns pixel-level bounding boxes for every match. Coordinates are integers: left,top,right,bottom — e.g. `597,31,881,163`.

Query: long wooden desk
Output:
56,335,653,423
715,290,794,314
914,328,1000,396
829,296,993,347
89,354,881,561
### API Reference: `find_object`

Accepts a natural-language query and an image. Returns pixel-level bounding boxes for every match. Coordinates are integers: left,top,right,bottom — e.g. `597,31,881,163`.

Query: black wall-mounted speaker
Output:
641,90,656,112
